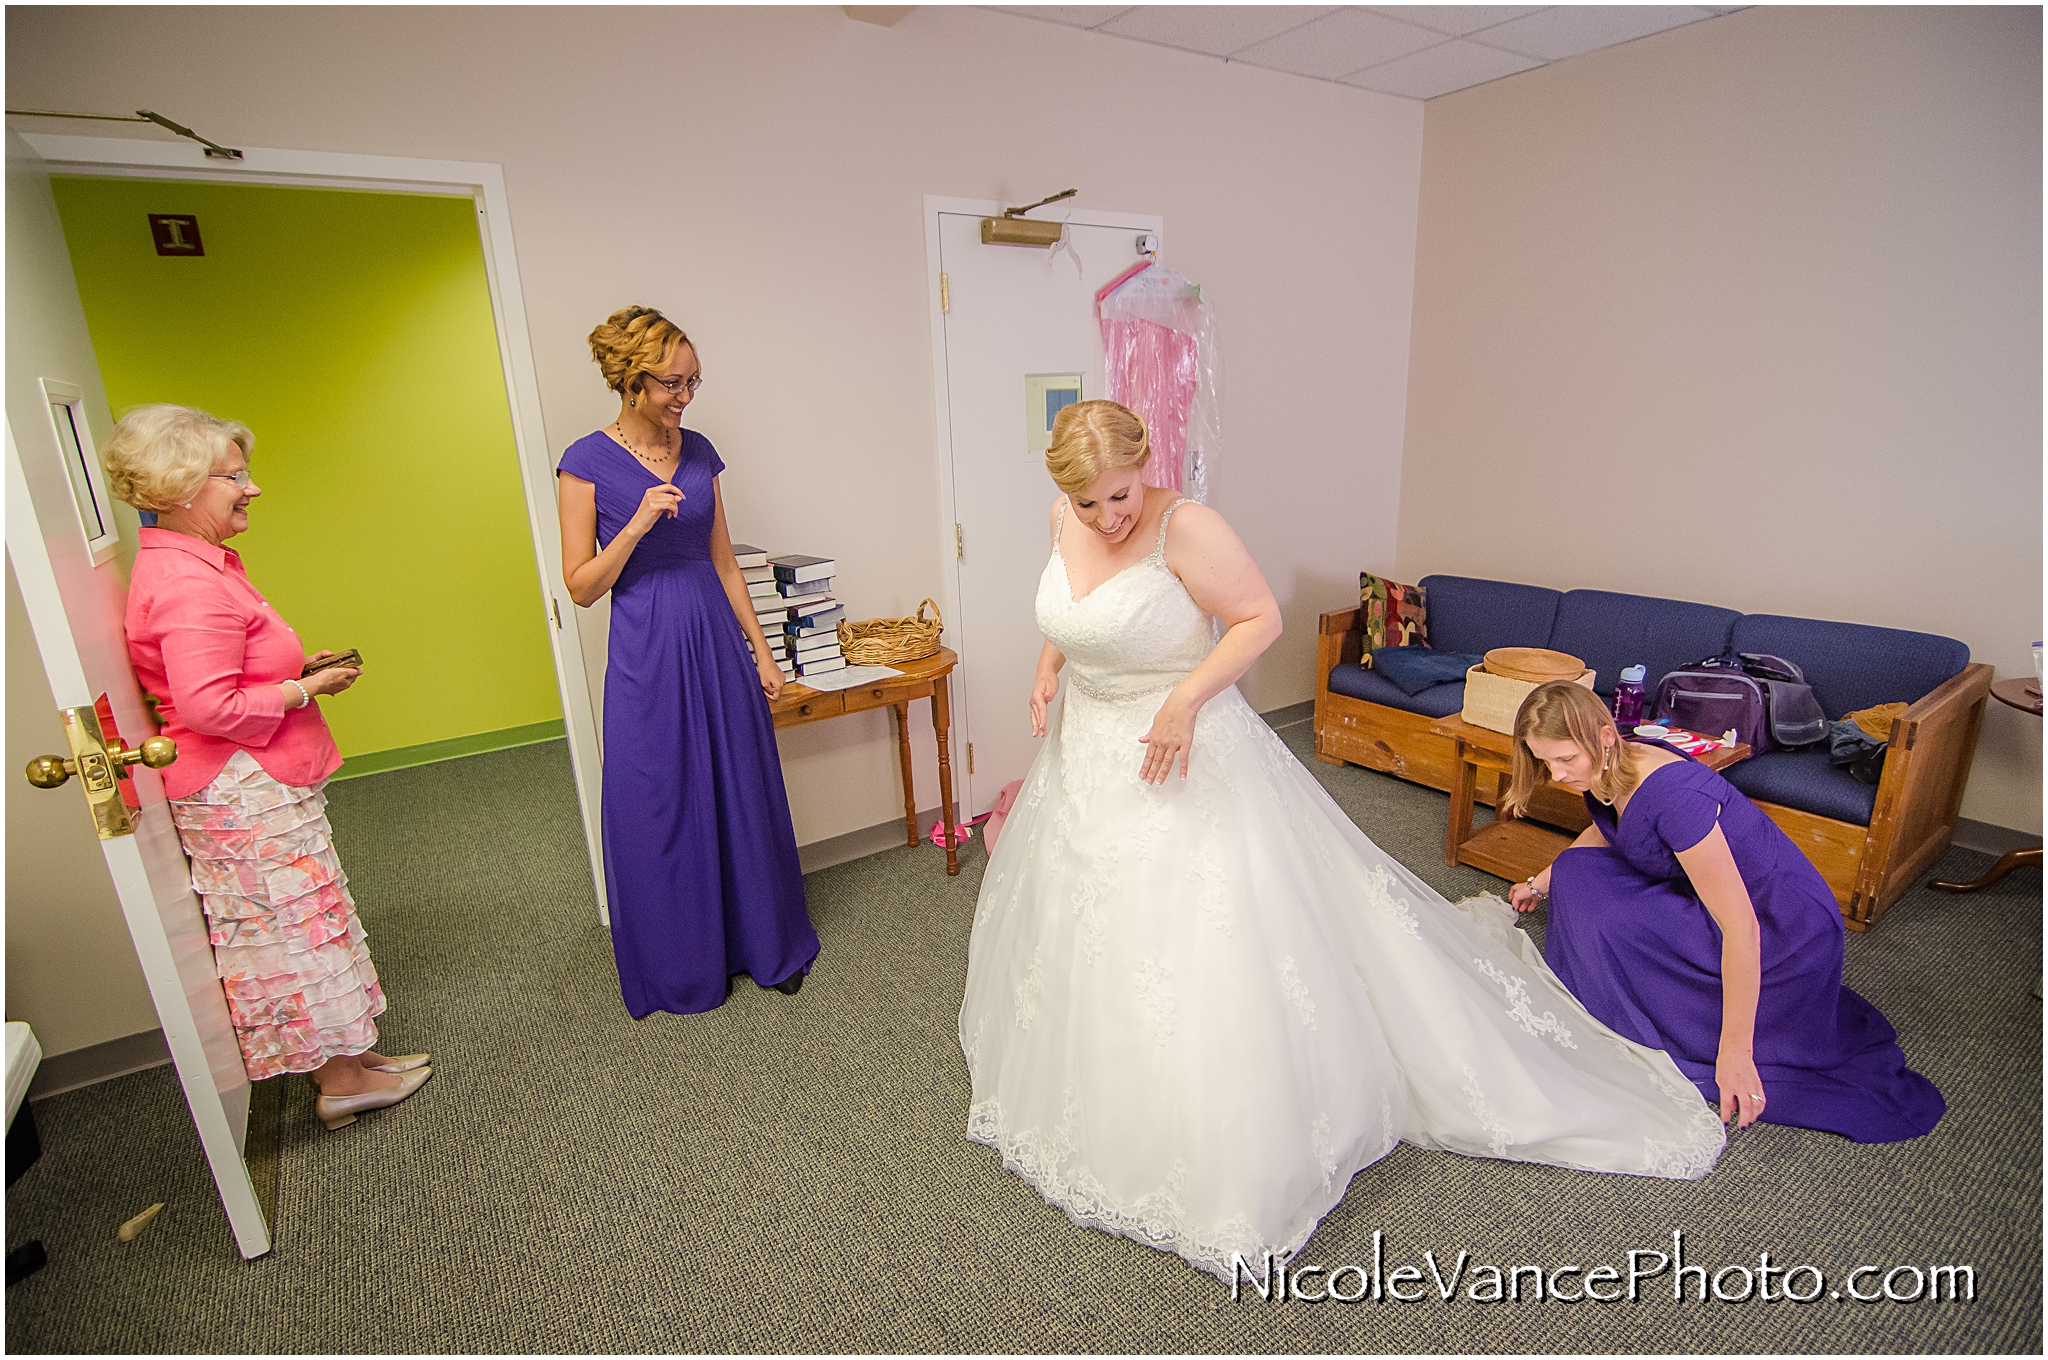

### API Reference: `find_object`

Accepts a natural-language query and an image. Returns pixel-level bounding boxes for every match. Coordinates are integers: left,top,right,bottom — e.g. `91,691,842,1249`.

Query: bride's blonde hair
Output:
1044,399,1149,496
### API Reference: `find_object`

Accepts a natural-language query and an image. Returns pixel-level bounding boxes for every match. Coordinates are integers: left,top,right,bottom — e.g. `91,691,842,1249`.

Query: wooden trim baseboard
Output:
25,1028,171,1101
798,805,945,873
1260,700,1315,730
330,719,567,781
1952,817,2044,857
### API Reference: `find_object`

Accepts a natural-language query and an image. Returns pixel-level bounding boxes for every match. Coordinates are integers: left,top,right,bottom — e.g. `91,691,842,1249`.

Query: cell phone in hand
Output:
302,649,363,678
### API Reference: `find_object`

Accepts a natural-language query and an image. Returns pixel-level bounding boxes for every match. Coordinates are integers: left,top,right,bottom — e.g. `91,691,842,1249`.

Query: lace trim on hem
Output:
966,1099,1317,1284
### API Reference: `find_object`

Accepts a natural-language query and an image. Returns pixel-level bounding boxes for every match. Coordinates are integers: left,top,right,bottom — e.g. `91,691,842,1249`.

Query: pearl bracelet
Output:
286,679,311,709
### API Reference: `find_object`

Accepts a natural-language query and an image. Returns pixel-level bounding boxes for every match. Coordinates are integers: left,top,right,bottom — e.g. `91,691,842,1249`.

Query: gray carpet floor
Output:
6,728,2039,1353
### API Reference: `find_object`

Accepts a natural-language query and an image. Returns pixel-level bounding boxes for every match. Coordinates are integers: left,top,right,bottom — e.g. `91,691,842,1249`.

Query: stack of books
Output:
770,553,846,680
734,544,797,679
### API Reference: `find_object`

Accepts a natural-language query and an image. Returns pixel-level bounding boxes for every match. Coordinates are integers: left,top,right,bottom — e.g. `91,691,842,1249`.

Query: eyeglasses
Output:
209,470,254,490
644,372,703,395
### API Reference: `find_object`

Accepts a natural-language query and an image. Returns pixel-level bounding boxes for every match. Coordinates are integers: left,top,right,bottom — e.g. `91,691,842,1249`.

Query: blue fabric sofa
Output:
1314,575,1992,929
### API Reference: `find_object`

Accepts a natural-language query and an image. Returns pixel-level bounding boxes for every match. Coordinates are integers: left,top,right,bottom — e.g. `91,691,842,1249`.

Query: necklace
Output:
613,421,676,467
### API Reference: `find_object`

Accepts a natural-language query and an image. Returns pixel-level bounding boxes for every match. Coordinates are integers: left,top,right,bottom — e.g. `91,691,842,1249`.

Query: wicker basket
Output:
838,598,943,665
1461,664,1596,735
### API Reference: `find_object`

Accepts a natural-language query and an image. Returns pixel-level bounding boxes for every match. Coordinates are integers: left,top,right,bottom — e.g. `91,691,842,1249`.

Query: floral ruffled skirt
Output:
168,749,384,1081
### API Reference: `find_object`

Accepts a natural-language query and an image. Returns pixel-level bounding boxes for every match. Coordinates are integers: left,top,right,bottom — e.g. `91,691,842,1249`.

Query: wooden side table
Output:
1930,676,2042,893
768,647,964,876
1428,713,1751,883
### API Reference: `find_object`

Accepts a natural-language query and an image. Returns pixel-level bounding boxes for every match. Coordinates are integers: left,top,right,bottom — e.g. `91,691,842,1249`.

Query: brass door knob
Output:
25,754,74,789
118,736,178,769
24,736,175,789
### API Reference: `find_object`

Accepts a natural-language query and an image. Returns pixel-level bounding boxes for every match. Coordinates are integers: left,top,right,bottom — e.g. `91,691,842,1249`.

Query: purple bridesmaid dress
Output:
1545,745,1943,1143
558,430,818,1017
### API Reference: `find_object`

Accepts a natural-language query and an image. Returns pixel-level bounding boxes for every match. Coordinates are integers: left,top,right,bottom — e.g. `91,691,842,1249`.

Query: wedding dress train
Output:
958,501,1724,1282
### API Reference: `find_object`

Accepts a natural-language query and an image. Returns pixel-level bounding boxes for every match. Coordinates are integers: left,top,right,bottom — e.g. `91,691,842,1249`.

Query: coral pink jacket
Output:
125,528,342,799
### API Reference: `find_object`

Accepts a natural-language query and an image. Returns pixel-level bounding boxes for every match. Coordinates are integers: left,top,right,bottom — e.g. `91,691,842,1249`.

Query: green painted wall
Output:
50,177,560,761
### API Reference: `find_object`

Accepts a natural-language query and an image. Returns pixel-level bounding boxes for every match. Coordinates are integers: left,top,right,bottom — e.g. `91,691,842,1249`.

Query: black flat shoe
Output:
769,972,803,996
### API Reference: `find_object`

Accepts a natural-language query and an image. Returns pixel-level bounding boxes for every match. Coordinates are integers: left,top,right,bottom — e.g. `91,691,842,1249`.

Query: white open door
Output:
926,198,1163,814
5,131,270,1257
18,129,609,925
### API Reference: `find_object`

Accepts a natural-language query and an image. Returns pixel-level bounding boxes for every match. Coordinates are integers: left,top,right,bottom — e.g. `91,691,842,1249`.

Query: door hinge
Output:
968,742,975,774
939,272,949,314
551,598,562,630
955,523,963,559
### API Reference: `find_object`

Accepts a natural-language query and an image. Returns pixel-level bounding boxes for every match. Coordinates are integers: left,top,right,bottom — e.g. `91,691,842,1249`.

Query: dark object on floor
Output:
6,1240,46,1286
769,972,802,995
1931,845,2043,894
5,1104,40,1188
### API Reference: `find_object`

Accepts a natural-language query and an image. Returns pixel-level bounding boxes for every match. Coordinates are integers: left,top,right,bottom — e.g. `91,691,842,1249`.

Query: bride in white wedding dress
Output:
959,401,1724,1283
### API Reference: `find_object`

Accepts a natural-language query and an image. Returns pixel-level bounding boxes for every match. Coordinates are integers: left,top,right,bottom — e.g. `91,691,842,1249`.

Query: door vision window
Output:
42,379,118,563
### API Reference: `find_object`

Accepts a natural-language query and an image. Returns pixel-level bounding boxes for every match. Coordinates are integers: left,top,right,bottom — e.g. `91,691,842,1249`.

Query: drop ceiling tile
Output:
983,6,1136,30
1232,8,1444,81
1097,5,1338,56
1361,6,1547,38
1471,6,1712,60
1342,38,1543,97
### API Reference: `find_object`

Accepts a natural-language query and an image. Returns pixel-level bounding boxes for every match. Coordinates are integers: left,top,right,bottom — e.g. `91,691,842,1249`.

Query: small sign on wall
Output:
148,214,204,257
1025,374,1082,454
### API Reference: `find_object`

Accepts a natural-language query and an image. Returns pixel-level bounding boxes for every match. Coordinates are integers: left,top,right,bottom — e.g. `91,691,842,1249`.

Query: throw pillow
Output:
1359,573,1428,657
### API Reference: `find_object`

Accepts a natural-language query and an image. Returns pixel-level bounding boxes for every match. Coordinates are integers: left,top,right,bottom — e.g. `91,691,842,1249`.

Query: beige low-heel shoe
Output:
314,1066,432,1131
363,1052,431,1074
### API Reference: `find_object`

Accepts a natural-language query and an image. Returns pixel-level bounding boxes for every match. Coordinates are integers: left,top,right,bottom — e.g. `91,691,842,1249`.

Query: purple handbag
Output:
1650,653,1829,753
1651,666,1771,751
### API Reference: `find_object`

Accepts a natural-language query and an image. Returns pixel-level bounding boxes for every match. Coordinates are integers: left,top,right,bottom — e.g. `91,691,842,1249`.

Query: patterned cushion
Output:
1359,573,1428,653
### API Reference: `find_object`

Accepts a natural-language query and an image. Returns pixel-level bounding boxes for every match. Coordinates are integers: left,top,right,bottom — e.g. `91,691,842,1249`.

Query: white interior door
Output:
930,201,1162,815
19,130,609,926
5,131,271,1258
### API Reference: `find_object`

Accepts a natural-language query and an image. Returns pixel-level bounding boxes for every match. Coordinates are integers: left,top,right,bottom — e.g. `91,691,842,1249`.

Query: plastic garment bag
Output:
1097,262,1220,503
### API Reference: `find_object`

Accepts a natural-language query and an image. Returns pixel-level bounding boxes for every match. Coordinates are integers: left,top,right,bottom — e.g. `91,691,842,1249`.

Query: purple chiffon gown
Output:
1545,745,1943,1143
559,430,818,1017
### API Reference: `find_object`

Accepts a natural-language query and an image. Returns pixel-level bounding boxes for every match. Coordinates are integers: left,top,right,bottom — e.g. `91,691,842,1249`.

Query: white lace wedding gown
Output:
959,501,1725,1282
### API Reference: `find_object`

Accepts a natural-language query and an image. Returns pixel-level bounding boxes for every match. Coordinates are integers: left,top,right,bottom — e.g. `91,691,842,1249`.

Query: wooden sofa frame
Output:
1314,606,1993,931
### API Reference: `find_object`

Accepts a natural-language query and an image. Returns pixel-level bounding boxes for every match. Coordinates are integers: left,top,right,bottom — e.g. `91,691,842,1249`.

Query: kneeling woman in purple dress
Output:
1505,681,1942,1143
557,306,819,1015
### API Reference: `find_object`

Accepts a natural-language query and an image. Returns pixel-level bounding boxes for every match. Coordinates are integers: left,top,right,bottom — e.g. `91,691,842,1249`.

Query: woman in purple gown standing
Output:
557,306,818,1015
1505,681,1942,1143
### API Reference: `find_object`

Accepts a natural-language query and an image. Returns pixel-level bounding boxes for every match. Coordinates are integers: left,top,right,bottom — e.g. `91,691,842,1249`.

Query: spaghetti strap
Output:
1150,498,1188,558
1053,498,1068,555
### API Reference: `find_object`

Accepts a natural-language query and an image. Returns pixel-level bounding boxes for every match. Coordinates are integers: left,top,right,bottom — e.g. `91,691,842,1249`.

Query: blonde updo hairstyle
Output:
1502,679,1645,817
587,305,693,402
100,404,255,513
1044,398,1150,497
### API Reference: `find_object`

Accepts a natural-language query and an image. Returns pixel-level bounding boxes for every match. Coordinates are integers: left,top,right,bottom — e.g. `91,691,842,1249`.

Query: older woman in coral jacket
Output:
105,403,429,1133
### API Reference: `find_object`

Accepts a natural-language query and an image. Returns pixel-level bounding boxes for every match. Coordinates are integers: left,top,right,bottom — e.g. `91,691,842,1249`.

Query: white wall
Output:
4,6,1424,844
1396,6,2041,832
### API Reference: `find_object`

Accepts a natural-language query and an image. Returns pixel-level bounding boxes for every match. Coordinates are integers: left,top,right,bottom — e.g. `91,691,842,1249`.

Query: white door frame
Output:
921,196,1163,809
22,132,609,922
